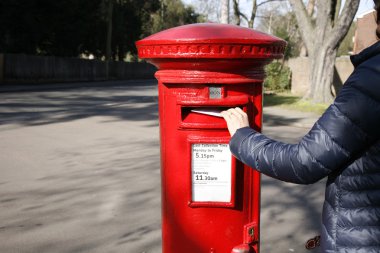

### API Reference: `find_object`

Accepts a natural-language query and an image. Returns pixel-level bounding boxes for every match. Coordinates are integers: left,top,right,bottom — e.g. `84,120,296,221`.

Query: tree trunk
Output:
305,46,337,103
299,0,315,56
289,0,359,104
220,0,229,24
105,0,113,77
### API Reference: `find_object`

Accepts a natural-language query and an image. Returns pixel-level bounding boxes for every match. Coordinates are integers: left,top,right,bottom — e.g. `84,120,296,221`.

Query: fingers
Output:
222,108,246,119
227,108,248,122
221,108,250,137
235,107,245,114
220,110,229,117
220,110,232,120
227,108,242,119
233,107,247,120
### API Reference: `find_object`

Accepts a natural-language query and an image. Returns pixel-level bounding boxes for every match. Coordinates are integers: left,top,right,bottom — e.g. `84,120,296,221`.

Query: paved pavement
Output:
0,80,324,253
261,107,324,253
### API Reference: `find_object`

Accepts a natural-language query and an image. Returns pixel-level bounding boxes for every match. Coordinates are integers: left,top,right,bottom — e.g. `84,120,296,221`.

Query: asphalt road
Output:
0,80,324,253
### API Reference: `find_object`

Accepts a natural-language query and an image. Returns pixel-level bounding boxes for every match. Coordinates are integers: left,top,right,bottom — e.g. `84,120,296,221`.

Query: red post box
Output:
136,23,286,253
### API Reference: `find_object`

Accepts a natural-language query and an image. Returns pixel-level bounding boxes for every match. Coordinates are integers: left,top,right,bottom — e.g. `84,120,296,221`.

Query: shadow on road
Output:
0,81,162,252
260,175,324,251
263,113,304,127
0,81,159,127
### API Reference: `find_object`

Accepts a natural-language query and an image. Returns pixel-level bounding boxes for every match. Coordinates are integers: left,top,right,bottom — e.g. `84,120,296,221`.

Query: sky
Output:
356,0,375,17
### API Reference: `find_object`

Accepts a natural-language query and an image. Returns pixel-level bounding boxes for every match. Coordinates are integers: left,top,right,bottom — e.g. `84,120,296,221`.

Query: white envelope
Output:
191,108,225,118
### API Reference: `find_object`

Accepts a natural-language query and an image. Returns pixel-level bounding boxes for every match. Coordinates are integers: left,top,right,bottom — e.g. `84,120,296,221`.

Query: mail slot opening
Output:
182,106,228,123
181,106,244,129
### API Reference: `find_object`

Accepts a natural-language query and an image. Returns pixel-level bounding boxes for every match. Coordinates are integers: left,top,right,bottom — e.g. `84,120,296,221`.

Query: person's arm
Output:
222,78,380,184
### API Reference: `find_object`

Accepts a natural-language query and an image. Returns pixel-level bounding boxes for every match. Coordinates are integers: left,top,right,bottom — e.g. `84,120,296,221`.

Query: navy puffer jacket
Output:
230,41,380,253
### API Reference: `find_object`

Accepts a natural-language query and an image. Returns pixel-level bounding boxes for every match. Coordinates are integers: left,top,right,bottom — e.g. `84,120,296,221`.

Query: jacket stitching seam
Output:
315,121,351,158
340,187,380,192
325,197,334,209
342,172,380,177
271,143,279,177
350,82,380,107
238,131,253,161
335,174,341,252
301,142,332,173
349,84,380,140
338,225,380,228
323,200,336,242
273,144,305,183
339,206,380,209
291,147,306,183
332,104,369,141
338,246,380,249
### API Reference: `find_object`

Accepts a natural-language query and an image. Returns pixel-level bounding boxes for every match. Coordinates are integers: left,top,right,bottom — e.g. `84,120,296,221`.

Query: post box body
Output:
156,76,262,253
136,24,286,253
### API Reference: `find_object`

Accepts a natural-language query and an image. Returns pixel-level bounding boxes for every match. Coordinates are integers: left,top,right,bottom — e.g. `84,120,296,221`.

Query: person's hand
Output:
221,107,249,137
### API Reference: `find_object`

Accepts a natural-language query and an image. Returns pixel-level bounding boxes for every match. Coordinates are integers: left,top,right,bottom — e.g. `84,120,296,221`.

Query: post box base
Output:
231,244,254,253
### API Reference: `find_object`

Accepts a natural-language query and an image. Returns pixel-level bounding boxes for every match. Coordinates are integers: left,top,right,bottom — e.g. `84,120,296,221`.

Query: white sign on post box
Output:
191,143,232,202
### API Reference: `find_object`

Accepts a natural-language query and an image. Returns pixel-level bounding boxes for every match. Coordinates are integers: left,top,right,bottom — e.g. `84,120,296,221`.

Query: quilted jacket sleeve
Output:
230,61,380,184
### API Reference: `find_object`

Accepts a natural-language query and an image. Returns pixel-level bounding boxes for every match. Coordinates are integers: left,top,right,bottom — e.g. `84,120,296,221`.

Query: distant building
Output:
353,9,378,54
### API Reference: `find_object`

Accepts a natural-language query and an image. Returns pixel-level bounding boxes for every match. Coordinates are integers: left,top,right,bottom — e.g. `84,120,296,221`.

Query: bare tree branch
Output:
232,0,250,24
232,0,241,25
306,0,315,17
334,0,342,24
220,0,229,24
315,0,334,40
256,0,286,8
328,0,360,48
249,0,258,28
288,0,314,52
232,0,291,28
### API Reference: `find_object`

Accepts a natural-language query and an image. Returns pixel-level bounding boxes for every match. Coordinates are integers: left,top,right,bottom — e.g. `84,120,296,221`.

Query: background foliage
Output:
0,0,203,60
264,61,291,92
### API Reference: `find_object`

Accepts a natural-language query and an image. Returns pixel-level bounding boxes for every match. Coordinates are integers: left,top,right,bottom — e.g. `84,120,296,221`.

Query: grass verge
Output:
263,92,329,115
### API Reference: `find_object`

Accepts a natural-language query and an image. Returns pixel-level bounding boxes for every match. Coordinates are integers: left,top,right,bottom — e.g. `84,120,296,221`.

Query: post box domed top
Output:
136,23,286,60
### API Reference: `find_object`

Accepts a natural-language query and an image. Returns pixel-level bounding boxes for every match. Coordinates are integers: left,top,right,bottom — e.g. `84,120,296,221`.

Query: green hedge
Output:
264,61,291,92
